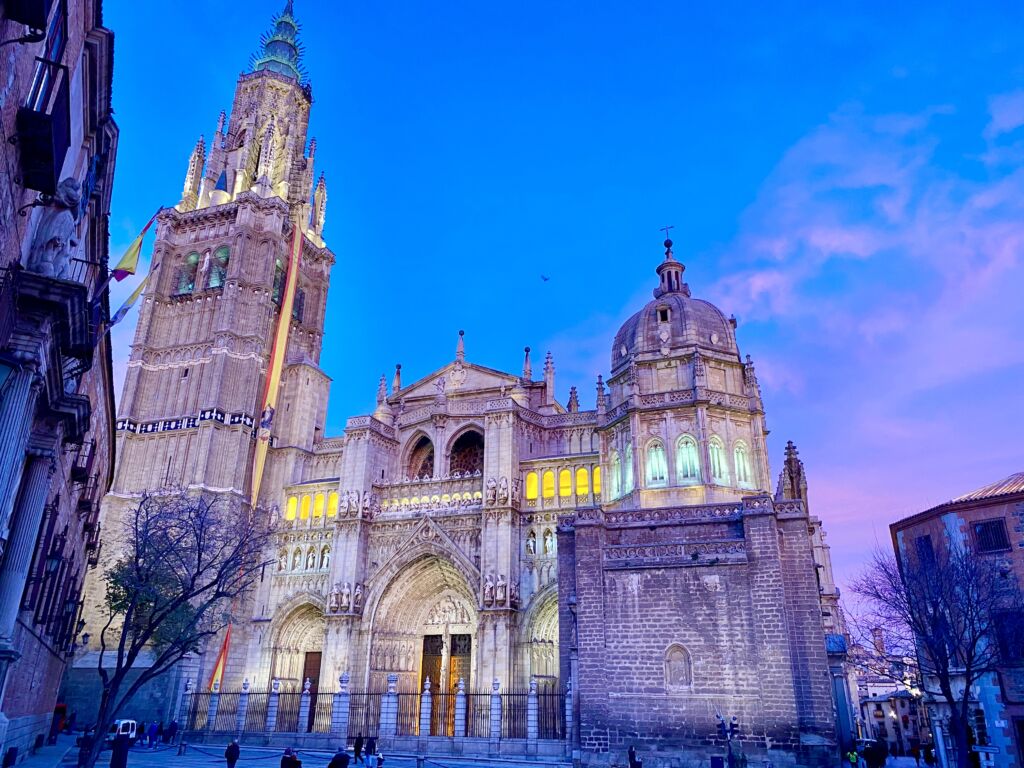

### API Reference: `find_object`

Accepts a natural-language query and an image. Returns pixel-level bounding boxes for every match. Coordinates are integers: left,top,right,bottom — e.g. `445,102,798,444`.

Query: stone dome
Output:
611,243,738,372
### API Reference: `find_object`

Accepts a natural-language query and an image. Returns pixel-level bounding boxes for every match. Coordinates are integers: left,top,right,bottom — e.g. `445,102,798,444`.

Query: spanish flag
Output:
207,625,232,691
111,211,159,282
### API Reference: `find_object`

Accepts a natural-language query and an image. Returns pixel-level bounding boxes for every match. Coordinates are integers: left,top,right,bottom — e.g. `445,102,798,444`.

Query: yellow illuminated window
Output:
285,497,297,520
313,493,325,517
300,495,311,519
525,472,538,500
559,469,572,497
593,466,601,494
575,468,589,495
327,492,339,517
542,470,555,499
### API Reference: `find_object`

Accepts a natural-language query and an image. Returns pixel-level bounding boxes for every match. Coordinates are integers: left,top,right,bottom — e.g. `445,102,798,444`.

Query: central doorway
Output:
421,633,471,735
303,651,322,732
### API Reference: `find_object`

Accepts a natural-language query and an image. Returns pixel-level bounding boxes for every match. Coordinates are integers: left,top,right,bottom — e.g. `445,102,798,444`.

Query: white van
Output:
105,720,137,744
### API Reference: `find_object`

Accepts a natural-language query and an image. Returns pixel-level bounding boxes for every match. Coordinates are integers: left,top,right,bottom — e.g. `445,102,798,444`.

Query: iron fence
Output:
346,692,382,743
275,692,301,733
430,691,457,736
213,691,240,732
395,692,420,736
310,691,334,733
538,686,565,740
501,688,528,740
465,693,491,738
243,690,270,733
184,692,211,731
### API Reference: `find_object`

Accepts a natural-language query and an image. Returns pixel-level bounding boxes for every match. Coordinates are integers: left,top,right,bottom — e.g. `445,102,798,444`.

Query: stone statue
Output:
526,531,536,555
483,574,495,606
26,178,81,279
510,581,520,607
199,250,211,282
328,584,341,613
495,574,507,606
511,478,521,505
544,529,555,555
485,477,497,505
340,582,352,611
361,492,370,515
305,550,316,569
353,583,364,611
278,551,288,571
498,477,509,505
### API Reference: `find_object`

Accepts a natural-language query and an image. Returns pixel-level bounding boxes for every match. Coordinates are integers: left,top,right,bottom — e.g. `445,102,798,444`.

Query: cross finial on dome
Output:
654,227,687,298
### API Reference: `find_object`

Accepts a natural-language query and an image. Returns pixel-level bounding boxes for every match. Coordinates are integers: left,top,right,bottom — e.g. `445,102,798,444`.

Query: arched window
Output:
664,643,693,690
313,493,325,517
708,437,727,484
623,444,635,494
575,467,589,496
208,246,229,288
449,430,484,475
292,287,305,323
407,435,435,479
300,495,312,519
593,466,601,495
734,441,752,486
609,451,621,499
319,546,331,570
676,435,701,483
558,469,572,497
646,440,668,487
542,470,555,499
525,472,539,500
327,491,339,517
272,258,286,304
285,496,297,520
175,252,200,295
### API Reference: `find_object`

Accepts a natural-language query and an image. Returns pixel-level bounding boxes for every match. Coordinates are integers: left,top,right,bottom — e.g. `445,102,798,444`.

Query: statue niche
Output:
664,643,692,691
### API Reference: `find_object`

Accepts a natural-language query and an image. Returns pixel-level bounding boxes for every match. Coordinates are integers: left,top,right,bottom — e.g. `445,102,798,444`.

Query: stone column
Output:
297,678,312,733
418,677,432,742
207,681,221,731
527,677,538,743
489,677,501,751
236,679,250,734
332,672,350,738
379,673,398,738
266,679,281,732
453,677,466,741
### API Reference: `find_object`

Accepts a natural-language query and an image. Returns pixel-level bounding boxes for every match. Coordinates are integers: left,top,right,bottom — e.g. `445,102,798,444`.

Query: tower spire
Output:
250,0,306,83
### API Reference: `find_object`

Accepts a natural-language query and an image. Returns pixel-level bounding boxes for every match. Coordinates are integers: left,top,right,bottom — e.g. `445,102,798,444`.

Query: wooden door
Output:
303,651,321,732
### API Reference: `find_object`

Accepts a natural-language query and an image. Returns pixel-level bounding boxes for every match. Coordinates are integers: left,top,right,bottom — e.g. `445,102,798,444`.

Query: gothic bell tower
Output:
111,0,334,501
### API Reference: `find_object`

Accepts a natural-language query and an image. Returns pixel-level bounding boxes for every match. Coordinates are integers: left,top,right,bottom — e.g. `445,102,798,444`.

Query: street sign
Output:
972,746,998,754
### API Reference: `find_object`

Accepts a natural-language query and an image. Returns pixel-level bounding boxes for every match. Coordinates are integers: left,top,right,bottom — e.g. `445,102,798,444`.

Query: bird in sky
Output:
541,275,550,282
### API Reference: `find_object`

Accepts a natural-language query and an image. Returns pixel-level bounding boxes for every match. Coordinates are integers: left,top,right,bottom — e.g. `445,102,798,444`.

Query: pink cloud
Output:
984,90,1024,139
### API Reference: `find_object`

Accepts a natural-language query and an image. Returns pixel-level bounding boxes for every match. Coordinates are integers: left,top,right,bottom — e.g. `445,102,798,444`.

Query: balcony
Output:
70,439,96,483
4,0,54,29
375,471,483,514
15,57,70,195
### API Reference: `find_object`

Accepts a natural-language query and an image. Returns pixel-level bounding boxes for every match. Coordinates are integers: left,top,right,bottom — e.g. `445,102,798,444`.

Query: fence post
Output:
332,672,350,738
564,676,573,746
380,673,398,738
235,679,250,734
266,679,281,732
489,677,501,751
527,677,539,743
178,680,193,729
418,676,432,740
297,678,312,733
453,677,466,741
207,680,221,732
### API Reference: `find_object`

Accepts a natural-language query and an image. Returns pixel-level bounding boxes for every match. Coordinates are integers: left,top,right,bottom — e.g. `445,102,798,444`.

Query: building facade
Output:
68,4,842,765
0,0,118,761
891,473,1024,768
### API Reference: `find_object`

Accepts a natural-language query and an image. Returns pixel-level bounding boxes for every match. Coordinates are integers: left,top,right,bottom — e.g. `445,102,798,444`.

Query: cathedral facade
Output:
68,4,843,765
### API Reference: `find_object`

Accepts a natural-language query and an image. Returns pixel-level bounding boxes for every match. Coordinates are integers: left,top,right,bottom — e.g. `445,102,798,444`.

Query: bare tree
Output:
81,493,274,768
853,544,1023,768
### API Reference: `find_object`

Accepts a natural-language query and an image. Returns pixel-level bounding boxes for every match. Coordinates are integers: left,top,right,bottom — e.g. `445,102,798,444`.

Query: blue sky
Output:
105,1,1024,584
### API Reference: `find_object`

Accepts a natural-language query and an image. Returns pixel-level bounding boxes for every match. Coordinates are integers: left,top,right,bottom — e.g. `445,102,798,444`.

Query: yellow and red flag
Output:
207,625,232,691
249,215,303,506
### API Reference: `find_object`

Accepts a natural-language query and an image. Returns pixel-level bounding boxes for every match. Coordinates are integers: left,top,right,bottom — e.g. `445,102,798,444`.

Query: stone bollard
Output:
380,673,398,738
207,680,221,731
527,677,539,743
453,677,466,740
297,678,312,734
418,677,432,738
266,679,281,732
236,679,251,734
332,672,350,738
489,677,501,750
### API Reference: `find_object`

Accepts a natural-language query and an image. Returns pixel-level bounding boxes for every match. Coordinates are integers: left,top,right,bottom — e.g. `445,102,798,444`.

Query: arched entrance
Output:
271,603,326,691
366,555,478,695
517,589,559,687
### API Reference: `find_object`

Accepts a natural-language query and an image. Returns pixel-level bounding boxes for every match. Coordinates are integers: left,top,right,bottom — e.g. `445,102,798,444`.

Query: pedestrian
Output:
374,753,383,768
353,734,364,765
328,747,350,768
911,745,921,767
166,720,178,744
77,730,95,768
136,721,146,747
66,712,78,734
147,722,158,748
225,740,240,768
365,738,376,759
156,722,164,744
628,745,642,768
109,732,130,768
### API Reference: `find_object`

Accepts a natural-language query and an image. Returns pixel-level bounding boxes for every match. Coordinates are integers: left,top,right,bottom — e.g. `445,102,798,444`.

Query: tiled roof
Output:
952,472,1024,503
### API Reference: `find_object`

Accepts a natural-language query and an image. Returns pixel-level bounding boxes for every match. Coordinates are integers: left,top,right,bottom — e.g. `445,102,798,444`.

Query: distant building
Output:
0,0,119,762
859,690,927,756
891,472,1024,768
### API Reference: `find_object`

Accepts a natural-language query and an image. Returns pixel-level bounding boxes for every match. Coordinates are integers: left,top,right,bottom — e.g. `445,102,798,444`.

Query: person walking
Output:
352,734,364,765
225,740,240,768
165,720,178,744
147,722,159,748
328,747,350,768
280,747,299,768
77,730,95,768
374,753,384,768
365,738,376,760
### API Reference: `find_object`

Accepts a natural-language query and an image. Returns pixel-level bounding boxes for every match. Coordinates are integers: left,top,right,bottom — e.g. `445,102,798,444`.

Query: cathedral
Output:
67,3,847,765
